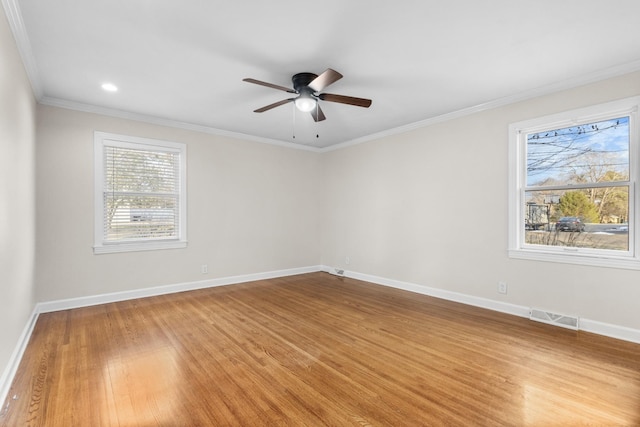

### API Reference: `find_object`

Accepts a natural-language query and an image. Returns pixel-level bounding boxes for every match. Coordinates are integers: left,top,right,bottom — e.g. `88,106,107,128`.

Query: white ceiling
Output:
8,0,640,150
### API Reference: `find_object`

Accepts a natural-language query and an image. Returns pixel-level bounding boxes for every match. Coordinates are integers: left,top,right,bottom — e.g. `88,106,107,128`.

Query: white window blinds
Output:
103,145,180,241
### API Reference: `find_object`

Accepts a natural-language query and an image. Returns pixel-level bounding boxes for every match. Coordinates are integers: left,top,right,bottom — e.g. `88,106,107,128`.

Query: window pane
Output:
104,194,178,241
524,187,629,251
105,147,178,194
526,117,629,187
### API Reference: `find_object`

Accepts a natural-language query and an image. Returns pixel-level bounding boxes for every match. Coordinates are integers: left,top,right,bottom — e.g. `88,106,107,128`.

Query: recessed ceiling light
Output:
101,83,118,92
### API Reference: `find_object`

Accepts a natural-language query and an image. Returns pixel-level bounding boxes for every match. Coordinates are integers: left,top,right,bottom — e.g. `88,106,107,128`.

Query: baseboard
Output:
0,306,39,412
338,268,531,318
321,266,640,345
580,318,640,344
37,265,322,313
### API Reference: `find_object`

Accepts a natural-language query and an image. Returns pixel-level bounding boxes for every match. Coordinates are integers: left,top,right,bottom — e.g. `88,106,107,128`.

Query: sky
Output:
526,116,629,186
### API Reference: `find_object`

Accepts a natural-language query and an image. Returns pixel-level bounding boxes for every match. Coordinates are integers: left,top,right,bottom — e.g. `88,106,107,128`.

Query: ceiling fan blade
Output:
310,105,326,122
319,93,372,108
243,78,296,93
308,68,343,92
254,98,294,113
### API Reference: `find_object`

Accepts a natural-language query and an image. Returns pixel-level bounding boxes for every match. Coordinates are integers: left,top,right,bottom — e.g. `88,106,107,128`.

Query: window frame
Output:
94,132,187,254
508,96,640,269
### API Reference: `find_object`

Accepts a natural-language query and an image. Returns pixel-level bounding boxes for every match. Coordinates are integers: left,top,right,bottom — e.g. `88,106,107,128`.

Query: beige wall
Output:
321,71,640,330
0,11,36,380
35,106,322,301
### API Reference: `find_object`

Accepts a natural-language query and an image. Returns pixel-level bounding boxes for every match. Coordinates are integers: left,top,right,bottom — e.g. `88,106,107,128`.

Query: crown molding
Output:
1,0,42,98
40,53,640,154
39,96,322,152
28,59,640,156
320,59,640,153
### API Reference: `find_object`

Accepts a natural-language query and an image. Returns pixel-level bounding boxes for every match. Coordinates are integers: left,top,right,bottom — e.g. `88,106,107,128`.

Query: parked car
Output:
556,217,585,232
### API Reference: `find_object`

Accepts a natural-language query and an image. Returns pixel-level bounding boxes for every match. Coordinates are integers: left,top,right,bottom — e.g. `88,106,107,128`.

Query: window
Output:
509,97,640,269
94,132,187,254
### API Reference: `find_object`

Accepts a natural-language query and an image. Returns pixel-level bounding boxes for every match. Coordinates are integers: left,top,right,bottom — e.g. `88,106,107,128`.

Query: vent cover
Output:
530,308,579,330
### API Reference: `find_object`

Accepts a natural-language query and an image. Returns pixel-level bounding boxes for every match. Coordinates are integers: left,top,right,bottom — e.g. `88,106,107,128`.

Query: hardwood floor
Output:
2,272,639,426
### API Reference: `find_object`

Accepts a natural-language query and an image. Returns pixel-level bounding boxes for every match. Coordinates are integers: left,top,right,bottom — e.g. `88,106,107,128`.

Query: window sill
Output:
508,248,640,270
94,240,187,254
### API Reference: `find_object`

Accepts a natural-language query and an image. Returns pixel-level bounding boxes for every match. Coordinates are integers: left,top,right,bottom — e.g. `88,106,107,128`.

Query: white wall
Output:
0,10,36,385
35,105,322,301
321,71,640,331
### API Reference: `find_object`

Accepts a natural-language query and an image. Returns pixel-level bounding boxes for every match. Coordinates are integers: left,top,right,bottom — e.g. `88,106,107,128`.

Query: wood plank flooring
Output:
1,272,639,426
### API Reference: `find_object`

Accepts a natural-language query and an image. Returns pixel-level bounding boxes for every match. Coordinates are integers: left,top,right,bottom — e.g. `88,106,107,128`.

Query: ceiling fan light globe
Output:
295,97,317,112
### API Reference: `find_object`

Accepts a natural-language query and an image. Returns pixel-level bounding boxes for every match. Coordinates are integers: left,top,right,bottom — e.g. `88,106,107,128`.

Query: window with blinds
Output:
94,132,187,253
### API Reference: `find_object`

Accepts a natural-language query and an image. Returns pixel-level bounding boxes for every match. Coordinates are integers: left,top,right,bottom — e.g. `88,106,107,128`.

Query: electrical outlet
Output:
201,264,208,274
345,256,350,265
498,281,507,294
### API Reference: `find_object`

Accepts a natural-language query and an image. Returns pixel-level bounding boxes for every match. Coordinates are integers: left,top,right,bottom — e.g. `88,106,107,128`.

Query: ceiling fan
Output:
243,68,372,122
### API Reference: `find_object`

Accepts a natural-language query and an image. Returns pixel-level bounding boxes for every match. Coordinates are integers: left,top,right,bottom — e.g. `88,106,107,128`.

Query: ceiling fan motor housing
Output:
292,72,318,92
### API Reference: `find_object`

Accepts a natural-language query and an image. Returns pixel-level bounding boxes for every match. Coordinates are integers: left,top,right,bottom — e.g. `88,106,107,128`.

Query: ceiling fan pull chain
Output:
316,103,320,139
292,102,296,139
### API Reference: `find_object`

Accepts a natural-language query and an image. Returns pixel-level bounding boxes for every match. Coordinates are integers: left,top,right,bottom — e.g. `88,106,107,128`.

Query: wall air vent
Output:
530,308,579,330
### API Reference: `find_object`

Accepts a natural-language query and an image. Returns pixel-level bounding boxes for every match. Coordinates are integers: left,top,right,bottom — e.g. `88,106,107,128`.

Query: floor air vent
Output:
530,308,579,330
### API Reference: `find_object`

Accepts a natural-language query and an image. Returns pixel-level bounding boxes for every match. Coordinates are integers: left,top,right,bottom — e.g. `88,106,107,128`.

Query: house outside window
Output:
94,132,187,254
508,97,640,269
